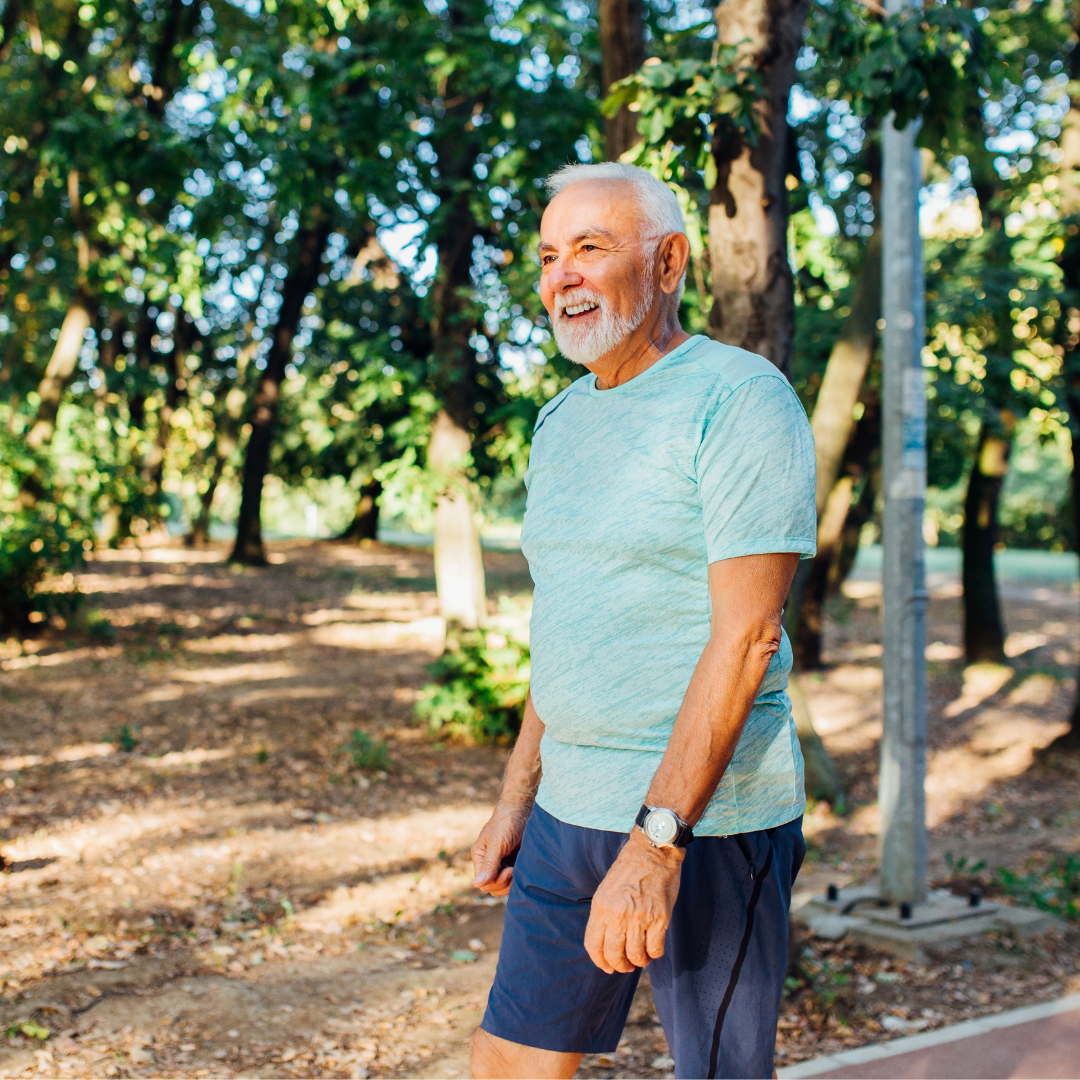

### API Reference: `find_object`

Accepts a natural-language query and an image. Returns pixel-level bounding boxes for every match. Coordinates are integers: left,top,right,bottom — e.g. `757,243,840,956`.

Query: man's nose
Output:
546,259,583,292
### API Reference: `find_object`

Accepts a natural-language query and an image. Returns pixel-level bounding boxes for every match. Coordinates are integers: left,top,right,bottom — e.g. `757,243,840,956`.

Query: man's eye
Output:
581,245,596,252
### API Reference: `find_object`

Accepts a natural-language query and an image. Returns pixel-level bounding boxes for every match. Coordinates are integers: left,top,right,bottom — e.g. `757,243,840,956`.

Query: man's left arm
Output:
583,551,800,975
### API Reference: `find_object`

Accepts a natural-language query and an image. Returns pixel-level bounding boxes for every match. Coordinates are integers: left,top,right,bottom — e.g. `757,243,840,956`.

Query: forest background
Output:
4,0,1080,755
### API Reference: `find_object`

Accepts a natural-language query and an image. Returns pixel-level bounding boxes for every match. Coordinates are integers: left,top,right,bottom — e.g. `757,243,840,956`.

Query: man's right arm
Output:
471,691,543,896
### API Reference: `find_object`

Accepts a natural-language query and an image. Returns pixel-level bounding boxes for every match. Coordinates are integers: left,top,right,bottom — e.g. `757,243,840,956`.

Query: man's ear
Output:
659,233,691,295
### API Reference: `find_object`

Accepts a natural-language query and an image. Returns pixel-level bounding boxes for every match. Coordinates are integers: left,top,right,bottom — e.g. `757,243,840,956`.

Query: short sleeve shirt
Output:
521,335,817,835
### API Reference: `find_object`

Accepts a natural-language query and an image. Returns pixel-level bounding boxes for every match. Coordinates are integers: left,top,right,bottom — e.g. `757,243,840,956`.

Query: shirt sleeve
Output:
696,374,817,563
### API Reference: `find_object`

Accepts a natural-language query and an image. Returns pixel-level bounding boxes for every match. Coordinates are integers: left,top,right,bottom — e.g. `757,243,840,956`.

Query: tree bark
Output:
788,677,844,803
708,0,808,378
424,61,492,627
428,411,487,628
600,0,645,162
810,232,882,514
186,449,227,548
794,397,881,670
230,221,331,565
25,293,92,452
335,477,382,543
962,420,1012,663
146,308,196,509
1053,417,1080,749
1046,6,1080,751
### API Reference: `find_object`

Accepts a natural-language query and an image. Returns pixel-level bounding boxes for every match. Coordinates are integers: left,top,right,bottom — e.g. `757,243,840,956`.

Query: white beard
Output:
552,277,654,365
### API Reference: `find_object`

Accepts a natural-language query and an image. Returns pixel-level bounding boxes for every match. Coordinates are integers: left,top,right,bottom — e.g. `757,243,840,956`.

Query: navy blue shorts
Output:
481,805,805,1080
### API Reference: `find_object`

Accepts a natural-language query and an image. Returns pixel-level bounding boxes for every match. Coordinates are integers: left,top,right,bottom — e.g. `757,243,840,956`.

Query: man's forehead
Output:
539,180,646,244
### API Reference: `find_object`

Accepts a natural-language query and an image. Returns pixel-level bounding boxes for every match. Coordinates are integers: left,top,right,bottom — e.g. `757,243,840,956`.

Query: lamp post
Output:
879,0,928,906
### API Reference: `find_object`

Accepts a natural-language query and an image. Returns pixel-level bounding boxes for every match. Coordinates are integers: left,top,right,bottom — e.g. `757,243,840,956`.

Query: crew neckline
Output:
585,334,704,397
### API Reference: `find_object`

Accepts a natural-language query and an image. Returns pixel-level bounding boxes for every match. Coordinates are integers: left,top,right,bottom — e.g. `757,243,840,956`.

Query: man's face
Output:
538,181,657,365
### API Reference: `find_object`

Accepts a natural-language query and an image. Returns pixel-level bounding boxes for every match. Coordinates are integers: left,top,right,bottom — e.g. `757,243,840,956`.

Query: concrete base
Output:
793,884,1062,962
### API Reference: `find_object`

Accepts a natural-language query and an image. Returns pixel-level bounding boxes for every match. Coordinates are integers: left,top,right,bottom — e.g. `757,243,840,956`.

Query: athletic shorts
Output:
480,804,805,1080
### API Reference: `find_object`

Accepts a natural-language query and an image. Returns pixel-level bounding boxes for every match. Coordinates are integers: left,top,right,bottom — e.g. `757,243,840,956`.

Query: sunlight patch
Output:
174,661,300,684
184,633,296,654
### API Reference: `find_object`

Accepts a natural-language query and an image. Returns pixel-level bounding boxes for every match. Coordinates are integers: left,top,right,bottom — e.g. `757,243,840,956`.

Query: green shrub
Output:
108,724,138,753
416,627,530,745
346,730,392,771
0,430,89,632
998,854,1079,922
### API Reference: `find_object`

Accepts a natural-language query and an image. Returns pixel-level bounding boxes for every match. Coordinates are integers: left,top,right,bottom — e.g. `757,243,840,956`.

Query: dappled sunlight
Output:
1005,630,1050,657
310,618,444,653
230,685,341,706
841,579,881,599
925,711,1070,826
173,661,300,685
152,748,236,768
2,743,113,773
93,547,225,565
184,633,297,654
942,662,1014,718
1,645,121,671
799,666,883,754
926,640,962,660
297,863,477,932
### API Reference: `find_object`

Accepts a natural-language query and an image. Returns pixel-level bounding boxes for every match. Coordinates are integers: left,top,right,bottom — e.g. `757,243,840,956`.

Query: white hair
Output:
545,162,686,300
545,162,686,237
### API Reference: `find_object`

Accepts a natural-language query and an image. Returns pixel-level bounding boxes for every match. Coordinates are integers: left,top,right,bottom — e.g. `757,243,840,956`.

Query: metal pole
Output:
879,0,928,905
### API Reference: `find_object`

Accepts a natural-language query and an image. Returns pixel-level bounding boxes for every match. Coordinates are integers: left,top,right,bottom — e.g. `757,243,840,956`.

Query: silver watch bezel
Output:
640,806,680,847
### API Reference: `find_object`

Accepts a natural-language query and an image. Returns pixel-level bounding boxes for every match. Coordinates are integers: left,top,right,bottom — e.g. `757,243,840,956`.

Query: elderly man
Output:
469,162,816,1080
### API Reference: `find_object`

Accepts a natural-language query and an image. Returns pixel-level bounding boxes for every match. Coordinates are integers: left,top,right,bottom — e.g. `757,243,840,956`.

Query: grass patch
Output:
345,730,392,772
998,853,1079,922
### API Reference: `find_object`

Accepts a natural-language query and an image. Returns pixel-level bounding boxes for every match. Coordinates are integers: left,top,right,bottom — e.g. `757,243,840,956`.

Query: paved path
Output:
779,994,1080,1079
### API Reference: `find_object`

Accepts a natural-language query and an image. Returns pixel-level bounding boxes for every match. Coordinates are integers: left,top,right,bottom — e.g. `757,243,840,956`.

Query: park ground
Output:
0,540,1078,1079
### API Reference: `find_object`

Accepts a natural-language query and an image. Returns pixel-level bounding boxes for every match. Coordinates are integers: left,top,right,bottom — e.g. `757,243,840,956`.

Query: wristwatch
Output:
635,804,694,848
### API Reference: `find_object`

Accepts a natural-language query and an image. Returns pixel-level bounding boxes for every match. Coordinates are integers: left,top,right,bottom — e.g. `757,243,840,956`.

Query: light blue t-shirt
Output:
521,334,817,836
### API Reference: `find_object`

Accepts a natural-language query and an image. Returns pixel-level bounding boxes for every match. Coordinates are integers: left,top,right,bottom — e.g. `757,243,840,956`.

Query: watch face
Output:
644,809,678,846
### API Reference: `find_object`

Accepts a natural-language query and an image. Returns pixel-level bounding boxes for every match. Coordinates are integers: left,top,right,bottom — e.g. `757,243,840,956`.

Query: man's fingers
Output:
644,915,667,961
584,911,608,971
487,866,514,896
624,920,651,968
473,837,504,886
602,923,634,974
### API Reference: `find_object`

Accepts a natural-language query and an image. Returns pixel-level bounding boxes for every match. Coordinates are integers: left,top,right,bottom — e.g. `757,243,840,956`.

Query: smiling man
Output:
468,162,817,1080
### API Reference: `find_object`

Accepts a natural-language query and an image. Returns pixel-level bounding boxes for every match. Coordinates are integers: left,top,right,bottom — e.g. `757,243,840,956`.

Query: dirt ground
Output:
0,540,1078,1080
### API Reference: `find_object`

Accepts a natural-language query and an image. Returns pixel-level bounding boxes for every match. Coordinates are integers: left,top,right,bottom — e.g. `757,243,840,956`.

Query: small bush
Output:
415,627,530,745
998,853,1079,922
0,428,93,632
346,730,392,771
109,724,138,753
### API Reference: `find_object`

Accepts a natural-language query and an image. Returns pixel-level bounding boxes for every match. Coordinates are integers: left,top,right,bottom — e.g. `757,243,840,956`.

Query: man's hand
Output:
584,830,684,974
471,798,532,897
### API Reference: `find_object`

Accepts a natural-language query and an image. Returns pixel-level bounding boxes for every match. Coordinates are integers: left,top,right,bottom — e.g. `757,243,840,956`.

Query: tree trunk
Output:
24,294,92,452
810,231,882,515
600,0,645,162
186,443,230,547
335,477,382,542
1046,7,1080,752
788,677,844,803
708,0,808,378
794,398,881,670
147,309,196,506
230,221,331,565
1049,415,1080,749
962,420,1012,663
428,411,487,628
